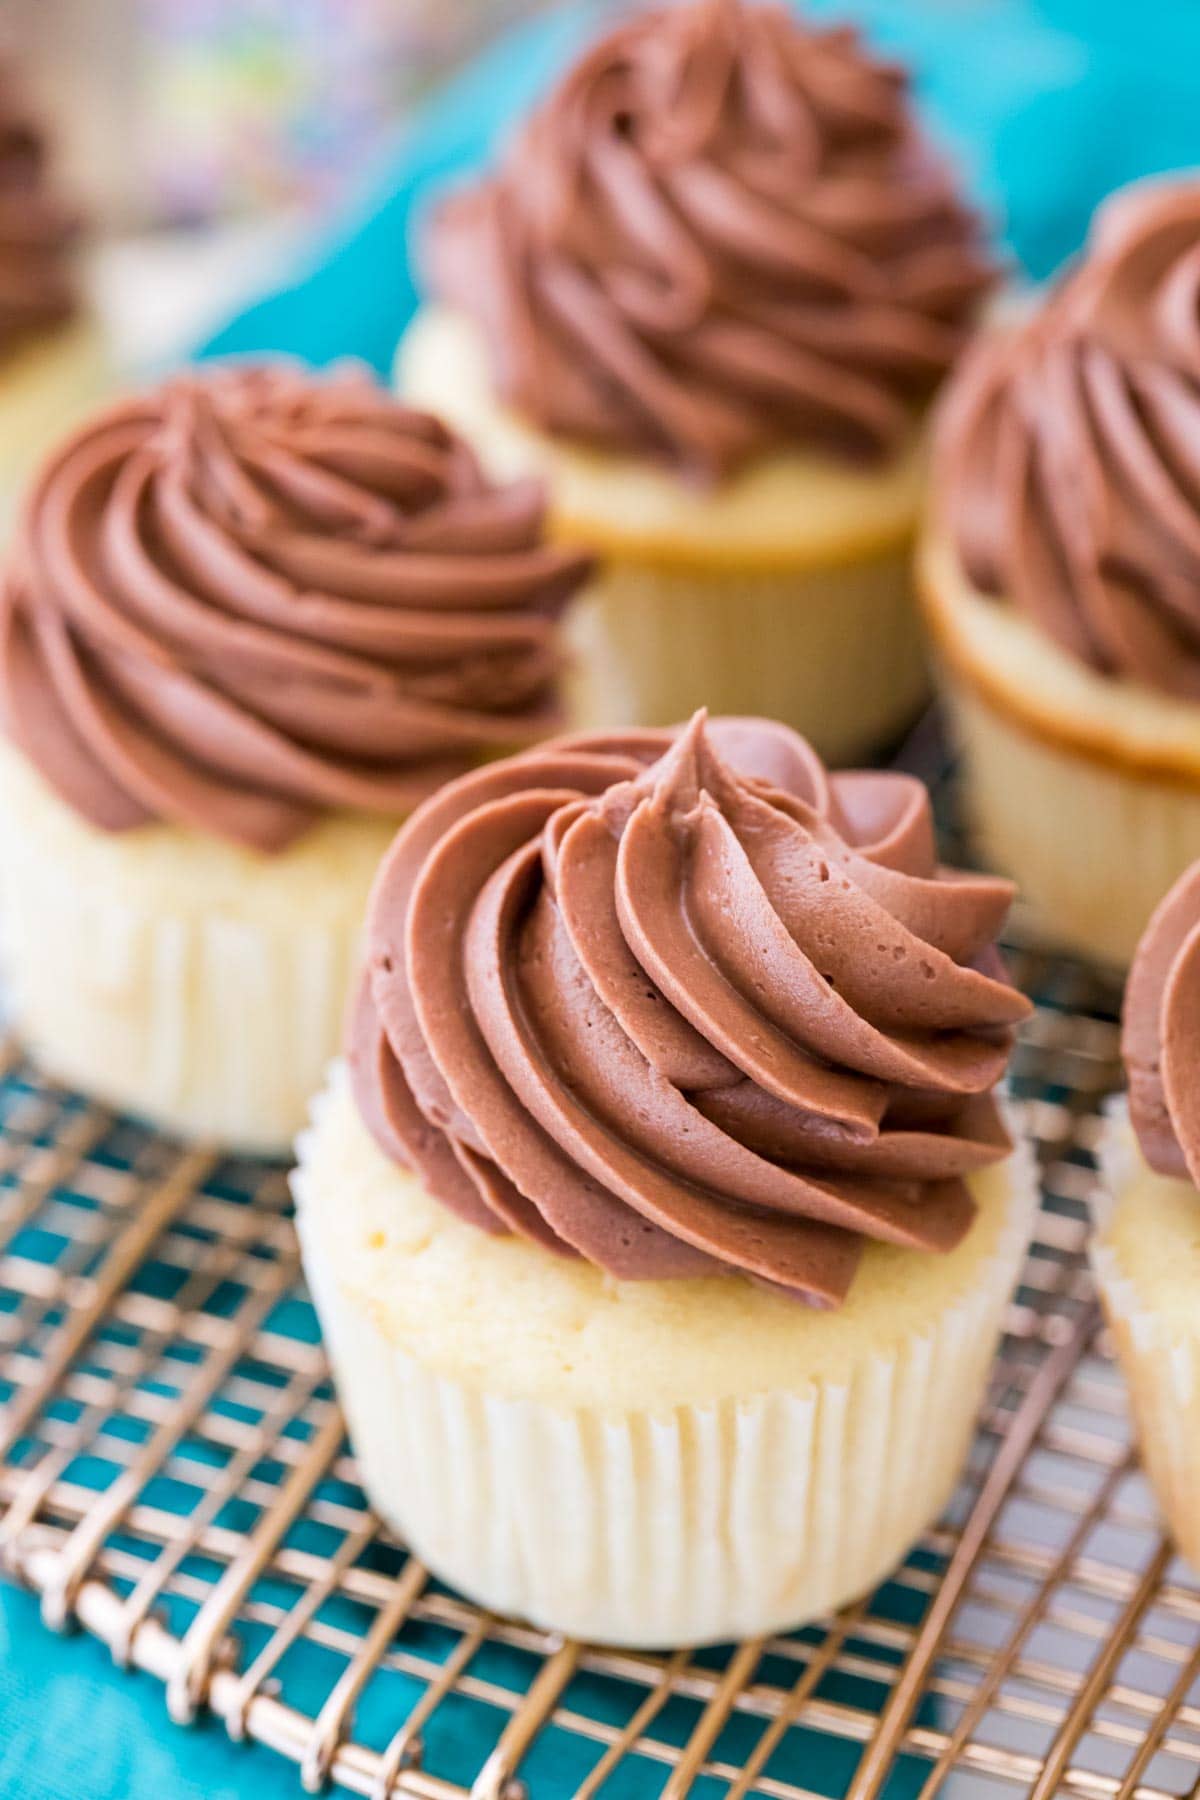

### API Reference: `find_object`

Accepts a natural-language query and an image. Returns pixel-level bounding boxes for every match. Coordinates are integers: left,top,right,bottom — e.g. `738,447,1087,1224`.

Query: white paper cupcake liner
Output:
1091,1106,1200,1565
566,549,927,764
0,752,395,1153
294,1068,1037,1647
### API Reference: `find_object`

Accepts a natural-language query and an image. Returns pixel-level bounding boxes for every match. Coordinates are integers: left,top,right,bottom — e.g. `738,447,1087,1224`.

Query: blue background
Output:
7,1,1200,1794
201,0,1200,378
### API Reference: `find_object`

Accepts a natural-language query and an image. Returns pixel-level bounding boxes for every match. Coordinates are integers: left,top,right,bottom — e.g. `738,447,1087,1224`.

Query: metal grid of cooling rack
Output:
0,743,1198,1800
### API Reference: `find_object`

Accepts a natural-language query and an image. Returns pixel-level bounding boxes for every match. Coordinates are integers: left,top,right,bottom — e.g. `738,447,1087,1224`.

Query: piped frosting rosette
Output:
937,180,1200,699
0,364,591,852
429,0,992,478
1123,860,1200,1183
349,712,1029,1308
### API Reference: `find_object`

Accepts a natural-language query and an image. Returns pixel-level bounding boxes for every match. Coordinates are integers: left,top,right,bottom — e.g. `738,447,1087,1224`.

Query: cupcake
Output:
398,0,993,762
923,179,1200,967
0,365,589,1152
1093,861,1200,1565
294,711,1036,1645
0,59,109,520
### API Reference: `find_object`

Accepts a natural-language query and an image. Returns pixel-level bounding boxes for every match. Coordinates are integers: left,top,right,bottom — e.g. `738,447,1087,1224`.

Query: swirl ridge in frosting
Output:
0,364,592,852
427,0,991,480
0,61,78,354
936,180,1200,699
1124,859,1200,1185
349,711,1028,1306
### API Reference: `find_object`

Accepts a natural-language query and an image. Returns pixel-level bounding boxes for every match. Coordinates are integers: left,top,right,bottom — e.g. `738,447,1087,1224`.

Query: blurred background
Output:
2,0,551,367
4,0,1199,383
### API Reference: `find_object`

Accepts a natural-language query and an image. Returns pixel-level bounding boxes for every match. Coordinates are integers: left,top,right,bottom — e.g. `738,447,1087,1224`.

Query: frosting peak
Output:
349,713,1028,1307
0,365,590,852
428,0,991,480
0,61,78,355
936,179,1200,699
1124,860,1200,1185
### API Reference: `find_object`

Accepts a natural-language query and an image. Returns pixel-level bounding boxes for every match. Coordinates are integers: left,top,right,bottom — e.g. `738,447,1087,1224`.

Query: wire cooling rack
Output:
0,723,1198,1800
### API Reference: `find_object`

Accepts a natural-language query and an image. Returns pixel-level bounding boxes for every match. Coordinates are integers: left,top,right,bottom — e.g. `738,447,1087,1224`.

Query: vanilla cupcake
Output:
922,179,1200,966
0,365,588,1152
398,0,992,762
295,712,1035,1645
0,60,108,519
1093,862,1200,1565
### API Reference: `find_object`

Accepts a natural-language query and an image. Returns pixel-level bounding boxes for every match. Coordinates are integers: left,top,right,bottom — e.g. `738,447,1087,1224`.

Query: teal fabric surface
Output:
5,4,1200,1797
200,0,1200,378
0,1584,301,1800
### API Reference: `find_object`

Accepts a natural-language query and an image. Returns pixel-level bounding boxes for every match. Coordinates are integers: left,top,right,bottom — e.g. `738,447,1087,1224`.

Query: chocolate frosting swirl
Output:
0,61,78,355
937,180,1200,699
0,365,590,853
428,0,992,480
1124,859,1200,1185
349,713,1028,1307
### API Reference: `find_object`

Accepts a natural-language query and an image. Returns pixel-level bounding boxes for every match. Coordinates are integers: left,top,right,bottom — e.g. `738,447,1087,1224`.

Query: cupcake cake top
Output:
0,60,78,355
428,0,991,481
0,365,590,852
1124,859,1200,1184
349,712,1029,1307
936,180,1200,699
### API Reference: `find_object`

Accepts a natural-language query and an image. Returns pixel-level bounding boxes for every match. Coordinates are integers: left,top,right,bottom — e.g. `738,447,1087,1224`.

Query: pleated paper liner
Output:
0,746,398,1153
296,1066,1036,1648
565,547,928,764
